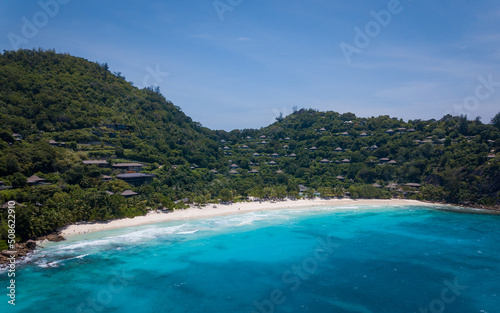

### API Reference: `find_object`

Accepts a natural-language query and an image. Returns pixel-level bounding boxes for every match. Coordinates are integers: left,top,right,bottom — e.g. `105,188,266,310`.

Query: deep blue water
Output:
1,205,499,313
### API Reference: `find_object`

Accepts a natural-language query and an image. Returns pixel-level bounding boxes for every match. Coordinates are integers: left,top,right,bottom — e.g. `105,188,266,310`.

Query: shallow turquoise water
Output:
1,205,499,313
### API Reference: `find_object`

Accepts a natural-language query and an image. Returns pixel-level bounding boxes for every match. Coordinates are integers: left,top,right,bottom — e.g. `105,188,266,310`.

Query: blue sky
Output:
1,0,499,130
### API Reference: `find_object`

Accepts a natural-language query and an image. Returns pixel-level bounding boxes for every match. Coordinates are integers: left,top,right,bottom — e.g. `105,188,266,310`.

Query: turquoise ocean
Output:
1,205,499,313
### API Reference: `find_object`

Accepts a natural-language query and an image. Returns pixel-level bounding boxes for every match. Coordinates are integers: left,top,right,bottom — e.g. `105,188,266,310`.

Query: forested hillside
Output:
233,109,500,204
0,49,219,166
0,49,499,247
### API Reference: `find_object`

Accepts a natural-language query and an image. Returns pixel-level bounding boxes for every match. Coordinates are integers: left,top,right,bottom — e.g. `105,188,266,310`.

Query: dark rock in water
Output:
46,234,65,242
26,240,37,249
1,250,16,257
0,241,38,265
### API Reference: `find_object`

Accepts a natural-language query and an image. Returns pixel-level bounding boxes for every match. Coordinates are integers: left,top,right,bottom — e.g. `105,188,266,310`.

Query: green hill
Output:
0,49,499,246
211,109,499,204
0,49,219,166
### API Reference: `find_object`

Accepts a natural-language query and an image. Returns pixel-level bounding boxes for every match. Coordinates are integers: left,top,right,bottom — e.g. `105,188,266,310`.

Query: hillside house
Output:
121,190,138,197
0,181,12,190
83,160,109,167
27,175,48,186
116,173,154,186
2,201,24,208
101,175,113,182
12,133,22,140
112,163,144,172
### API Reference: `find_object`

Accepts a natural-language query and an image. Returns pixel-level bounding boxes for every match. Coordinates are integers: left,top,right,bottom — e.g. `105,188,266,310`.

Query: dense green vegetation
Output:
1,49,499,246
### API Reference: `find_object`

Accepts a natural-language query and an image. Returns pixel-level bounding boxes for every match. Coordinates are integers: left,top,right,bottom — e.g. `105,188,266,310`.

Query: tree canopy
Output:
0,49,499,247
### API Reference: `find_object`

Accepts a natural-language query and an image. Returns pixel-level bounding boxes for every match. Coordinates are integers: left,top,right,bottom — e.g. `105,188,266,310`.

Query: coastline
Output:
60,198,431,237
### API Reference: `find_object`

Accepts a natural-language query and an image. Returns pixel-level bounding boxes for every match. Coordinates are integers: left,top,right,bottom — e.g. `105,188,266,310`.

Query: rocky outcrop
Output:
0,242,34,265
45,234,65,242
26,240,37,249
1,250,16,257
0,232,65,265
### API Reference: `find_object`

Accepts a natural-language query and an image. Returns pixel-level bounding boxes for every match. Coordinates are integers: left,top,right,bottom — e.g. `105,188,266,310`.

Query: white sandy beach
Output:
59,198,433,237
